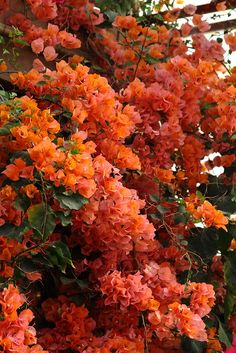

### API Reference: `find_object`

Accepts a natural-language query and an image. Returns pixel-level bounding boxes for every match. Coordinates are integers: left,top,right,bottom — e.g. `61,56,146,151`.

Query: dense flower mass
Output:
0,0,235,353
0,284,47,353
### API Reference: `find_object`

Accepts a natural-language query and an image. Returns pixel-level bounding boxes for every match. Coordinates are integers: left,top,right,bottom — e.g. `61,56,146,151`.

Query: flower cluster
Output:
0,284,47,353
0,1,235,353
7,16,81,61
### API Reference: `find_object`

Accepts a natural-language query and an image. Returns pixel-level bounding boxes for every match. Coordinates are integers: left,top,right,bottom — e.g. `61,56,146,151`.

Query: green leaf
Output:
0,127,10,136
0,120,20,136
157,205,167,214
0,221,29,242
46,241,74,273
104,9,117,22
70,294,85,306
54,192,88,210
224,290,235,320
218,320,232,347
14,38,30,46
18,258,41,273
118,61,134,68
216,195,236,214
224,251,236,295
55,211,71,226
174,205,189,224
13,195,31,212
217,227,232,254
145,54,160,64
149,194,160,203
181,336,206,353
28,203,56,240
36,81,47,86
188,228,218,261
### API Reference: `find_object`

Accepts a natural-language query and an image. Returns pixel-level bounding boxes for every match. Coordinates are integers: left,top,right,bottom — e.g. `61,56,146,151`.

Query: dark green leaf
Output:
13,195,31,212
149,194,160,203
174,205,189,224
218,320,232,347
145,54,160,64
55,211,71,226
181,336,206,353
28,203,56,239
70,294,85,306
157,205,167,214
224,251,236,295
224,290,235,320
54,192,88,210
216,196,236,214
188,228,218,261
46,241,74,273
36,81,47,86
217,227,232,254
0,127,10,136
0,221,29,242
118,61,134,68
18,258,41,273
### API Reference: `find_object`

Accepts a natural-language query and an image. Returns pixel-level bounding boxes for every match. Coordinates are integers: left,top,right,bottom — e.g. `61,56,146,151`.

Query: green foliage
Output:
28,203,56,240
224,251,236,296
218,320,232,347
46,241,74,273
54,191,88,210
181,336,206,353
0,220,29,242
188,228,219,261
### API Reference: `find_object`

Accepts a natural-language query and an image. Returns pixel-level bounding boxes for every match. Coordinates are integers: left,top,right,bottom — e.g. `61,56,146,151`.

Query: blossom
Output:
33,58,45,71
113,16,137,29
31,38,44,54
59,31,81,49
195,200,228,231
183,4,197,15
0,284,25,320
43,46,58,61
216,1,227,11
100,271,153,310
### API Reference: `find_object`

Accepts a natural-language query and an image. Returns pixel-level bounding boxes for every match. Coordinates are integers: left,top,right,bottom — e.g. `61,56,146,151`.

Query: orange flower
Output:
113,16,137,29
154,167,175,184
216,1,227,11
195,200,228,231
43,46,58,61
0,284,25,320
31,38,44,54
59,31,81,49
20,184,39,199
2,163,20,181
225,32,236,51
0,61,7,71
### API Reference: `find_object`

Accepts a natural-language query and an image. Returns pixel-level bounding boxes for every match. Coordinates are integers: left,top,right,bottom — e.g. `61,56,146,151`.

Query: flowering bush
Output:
0,0,235,352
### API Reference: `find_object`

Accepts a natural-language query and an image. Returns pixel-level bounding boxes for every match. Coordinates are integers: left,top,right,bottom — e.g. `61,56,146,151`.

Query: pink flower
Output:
183,4,197,15
181,23,193,37
33,58,45,72
59,31,81,49
43,46,58,61
31,38,44,54
193,14,211,33
198,21,211,32
216,1,227,11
